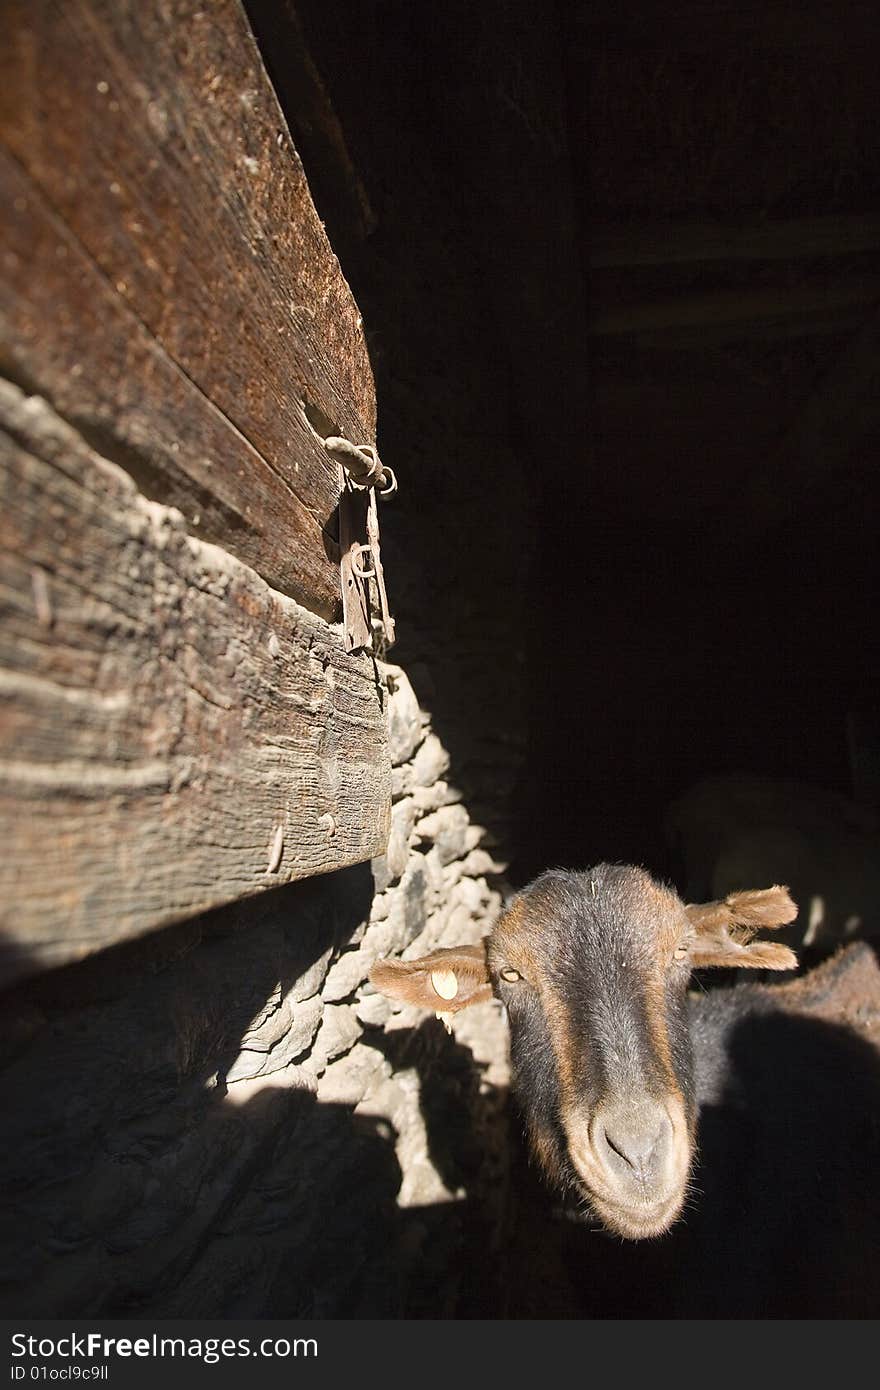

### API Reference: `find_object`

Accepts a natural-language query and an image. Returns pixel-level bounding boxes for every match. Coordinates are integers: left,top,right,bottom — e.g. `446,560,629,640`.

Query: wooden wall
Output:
0,0,391,985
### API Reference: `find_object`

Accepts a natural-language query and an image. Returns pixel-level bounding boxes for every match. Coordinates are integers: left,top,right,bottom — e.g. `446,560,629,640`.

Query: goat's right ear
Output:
369,942,492,1015
684,886,798,970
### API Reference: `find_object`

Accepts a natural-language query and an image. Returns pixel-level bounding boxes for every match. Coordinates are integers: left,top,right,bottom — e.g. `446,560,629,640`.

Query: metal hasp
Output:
324,436,397,653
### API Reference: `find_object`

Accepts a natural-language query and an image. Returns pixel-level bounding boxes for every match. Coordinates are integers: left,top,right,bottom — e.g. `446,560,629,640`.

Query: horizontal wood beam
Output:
579,2,876,53
0,0,375,608
589,215,880,270
0,150,339,616
0,381,390,987
589,279,880,346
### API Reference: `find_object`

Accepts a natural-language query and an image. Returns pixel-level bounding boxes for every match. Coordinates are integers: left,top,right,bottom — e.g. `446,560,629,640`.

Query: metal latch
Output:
323,436,397,653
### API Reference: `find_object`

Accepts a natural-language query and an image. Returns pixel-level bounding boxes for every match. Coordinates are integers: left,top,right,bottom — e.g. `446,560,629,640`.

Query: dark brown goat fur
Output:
489,940,880,1318
371,864,797,1240
372,867,880,1313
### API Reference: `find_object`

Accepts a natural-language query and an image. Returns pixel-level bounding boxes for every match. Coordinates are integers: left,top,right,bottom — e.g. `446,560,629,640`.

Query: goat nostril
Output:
600,1116,669,1175
605,1130,637,1168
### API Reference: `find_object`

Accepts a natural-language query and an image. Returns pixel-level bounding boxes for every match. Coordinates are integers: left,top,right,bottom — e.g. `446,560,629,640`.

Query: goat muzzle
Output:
566,1093,692,1239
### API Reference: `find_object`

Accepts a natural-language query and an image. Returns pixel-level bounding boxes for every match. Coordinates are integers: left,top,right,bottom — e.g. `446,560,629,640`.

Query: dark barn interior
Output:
248,0,880,880
3,0,880,1323
249,0,880,1314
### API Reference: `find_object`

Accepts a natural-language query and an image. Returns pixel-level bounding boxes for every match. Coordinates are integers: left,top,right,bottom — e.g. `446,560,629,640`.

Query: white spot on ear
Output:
436,1011,454,1034
430,969,458,1000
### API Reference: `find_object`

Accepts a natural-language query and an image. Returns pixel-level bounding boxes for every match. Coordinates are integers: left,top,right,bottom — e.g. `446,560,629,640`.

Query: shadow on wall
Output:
0,867,509,1317
5,876,880,1318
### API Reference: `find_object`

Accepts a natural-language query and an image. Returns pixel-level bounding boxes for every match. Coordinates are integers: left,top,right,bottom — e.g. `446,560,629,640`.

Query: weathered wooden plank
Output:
0,150,339,615
0,0,375,604
0,380,391,985
589,214,880,269
244,0,377,251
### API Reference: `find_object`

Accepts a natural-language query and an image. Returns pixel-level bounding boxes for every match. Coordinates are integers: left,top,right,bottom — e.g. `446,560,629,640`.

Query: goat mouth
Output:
565,1095,693,1239
583,1185,688,1241
567,1150,690,1238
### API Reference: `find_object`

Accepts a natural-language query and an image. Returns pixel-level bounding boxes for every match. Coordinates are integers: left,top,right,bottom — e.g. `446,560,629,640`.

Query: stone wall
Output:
1,663,511,1318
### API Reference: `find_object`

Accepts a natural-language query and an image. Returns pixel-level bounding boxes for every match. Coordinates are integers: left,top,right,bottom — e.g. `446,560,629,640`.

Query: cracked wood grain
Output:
0,381,391,987
0,0,376,608
0,149,340,615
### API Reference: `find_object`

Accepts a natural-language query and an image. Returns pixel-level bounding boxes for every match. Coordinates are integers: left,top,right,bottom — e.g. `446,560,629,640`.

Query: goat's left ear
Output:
684,886,798,970
369,941,492,1014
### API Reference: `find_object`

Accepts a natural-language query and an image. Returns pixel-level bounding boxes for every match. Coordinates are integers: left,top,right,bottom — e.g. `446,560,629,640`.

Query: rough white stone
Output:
452,1000,510,1092
380,663,426,767
312,1003,360,1073
355,991,393,1028
238,984,283,1047
322,948,371,1002
455,875,490,914
459,849,506,878
370,891,391,922
316,1043,390,1105
356,1073,411,1134
387,798,417,880
357,1073,456,1207
390,765,411,800
414,804,469,865
404,893,494,958
226,994,323,1082
225,1063,318,1105
372,797,417,892
439,854,465,892
412,780,464,813
364,921,399,965
411,733,450,787
347,915,369,947
371,856,391,895
413,847,442,920
464,825,484,852
291,945,334,1003
382,856,430,952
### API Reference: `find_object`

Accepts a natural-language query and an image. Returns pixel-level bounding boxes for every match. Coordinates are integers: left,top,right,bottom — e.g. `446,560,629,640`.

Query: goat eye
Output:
674,945,688,961
500,967,522,983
